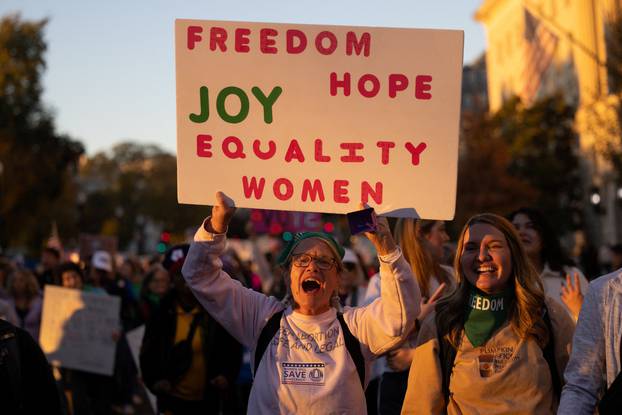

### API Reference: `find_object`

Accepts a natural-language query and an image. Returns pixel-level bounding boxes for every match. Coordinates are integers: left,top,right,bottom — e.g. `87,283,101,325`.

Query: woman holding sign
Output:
401,213,574,415
182,192,420,414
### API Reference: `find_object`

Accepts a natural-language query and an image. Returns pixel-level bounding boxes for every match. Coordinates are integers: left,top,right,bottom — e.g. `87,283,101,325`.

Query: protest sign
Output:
175,20,463,219
40,285,121,376
79,233,118,260
126,325,158,413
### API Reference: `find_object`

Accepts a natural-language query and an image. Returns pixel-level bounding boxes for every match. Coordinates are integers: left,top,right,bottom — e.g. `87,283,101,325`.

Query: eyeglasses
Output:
291,254,337,270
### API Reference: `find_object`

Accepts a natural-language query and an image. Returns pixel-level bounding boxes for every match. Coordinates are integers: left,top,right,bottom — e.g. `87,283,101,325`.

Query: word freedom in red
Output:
186,25,372,57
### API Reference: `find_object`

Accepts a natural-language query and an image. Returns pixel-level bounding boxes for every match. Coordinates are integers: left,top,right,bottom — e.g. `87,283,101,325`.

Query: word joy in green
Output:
189,86,283,124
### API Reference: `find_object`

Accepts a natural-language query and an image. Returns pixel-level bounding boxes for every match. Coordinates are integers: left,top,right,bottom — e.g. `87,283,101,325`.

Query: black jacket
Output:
139,293,242,401
0,319,62,415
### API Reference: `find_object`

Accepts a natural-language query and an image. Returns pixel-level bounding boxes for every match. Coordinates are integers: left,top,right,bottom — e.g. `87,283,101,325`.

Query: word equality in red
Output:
195,135,428,205
196,135,427,166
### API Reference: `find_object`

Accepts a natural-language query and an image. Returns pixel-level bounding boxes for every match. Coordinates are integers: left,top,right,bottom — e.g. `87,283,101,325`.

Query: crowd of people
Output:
0,240,252,414
1,194,622,414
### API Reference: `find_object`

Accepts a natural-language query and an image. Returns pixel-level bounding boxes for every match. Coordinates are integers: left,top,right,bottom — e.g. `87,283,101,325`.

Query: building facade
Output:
476,0,622,247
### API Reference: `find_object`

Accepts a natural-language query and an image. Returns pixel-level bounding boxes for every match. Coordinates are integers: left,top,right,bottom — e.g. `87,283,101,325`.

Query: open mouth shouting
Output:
301,277,322,293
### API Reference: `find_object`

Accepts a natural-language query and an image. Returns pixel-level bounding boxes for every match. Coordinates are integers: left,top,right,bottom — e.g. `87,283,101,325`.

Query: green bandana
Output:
277,232,345,266
464,288,513,347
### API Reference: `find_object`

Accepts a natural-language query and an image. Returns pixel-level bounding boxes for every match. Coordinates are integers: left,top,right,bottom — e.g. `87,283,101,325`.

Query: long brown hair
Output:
394,218,452,298
435,213,548,347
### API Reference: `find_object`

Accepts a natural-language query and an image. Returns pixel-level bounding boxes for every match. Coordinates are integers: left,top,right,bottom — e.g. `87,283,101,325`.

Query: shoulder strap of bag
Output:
186,311,202,343
438,330,457,407
337,312,365,389
254,310,284,375
253,310,366,390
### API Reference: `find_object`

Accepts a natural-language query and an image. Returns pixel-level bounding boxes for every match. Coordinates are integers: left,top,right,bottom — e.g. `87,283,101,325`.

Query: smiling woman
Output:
401,213,576,415
182,191,420,414
459,222,513,294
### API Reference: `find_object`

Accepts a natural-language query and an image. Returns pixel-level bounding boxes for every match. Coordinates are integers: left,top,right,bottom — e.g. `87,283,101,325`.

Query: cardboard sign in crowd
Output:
175,20,463,219
40,286,121,376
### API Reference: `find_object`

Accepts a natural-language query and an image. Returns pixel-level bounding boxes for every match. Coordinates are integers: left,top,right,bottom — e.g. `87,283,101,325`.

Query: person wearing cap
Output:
182,192,421,414
141,244,242,414
88,250,142,413
87,250,115,295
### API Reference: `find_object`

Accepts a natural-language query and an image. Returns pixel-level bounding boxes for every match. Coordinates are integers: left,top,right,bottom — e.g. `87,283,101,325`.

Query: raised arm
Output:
182,192,283,347
344,210,421,354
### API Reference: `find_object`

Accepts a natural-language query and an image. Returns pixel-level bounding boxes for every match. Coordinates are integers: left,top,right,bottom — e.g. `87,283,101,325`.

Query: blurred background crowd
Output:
4,0,622,413
0,211,620,414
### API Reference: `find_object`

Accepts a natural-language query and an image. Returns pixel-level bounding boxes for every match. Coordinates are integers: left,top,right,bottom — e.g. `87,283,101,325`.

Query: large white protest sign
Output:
176,20,463,219
40,286,120,376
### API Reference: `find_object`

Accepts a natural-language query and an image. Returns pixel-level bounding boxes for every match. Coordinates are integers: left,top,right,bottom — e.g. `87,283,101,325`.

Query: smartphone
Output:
347,207,377,235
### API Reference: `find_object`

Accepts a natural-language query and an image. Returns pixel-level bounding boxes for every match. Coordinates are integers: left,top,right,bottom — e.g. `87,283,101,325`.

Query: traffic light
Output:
157,231,171,254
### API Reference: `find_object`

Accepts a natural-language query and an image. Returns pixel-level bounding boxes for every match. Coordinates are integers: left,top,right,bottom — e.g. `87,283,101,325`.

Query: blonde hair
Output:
394,218,452,298
436,213,548,348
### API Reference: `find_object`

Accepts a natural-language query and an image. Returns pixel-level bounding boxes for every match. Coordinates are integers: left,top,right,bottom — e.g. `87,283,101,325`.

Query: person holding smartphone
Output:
182,192,420,414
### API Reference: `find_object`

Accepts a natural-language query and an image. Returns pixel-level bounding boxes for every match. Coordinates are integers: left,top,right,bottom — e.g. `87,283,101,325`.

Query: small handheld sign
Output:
347,208,377,235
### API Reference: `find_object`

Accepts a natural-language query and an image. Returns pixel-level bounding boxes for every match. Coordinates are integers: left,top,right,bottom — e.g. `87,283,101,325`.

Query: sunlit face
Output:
62,270,83,290
460,223,513,294
511,213,542,259
424,221,450,260
289,238,340,315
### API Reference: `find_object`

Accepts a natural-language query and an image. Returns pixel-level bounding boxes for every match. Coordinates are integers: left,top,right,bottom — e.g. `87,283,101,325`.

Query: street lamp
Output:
591,191,601,206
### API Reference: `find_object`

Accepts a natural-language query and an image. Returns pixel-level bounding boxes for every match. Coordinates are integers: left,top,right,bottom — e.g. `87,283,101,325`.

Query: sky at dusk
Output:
0,1,486,155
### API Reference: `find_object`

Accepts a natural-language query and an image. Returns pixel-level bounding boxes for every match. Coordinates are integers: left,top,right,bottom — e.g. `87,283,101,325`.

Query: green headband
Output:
277,232,345,266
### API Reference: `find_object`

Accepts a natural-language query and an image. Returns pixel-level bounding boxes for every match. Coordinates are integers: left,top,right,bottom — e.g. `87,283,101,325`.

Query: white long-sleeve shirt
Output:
182,224,420,415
